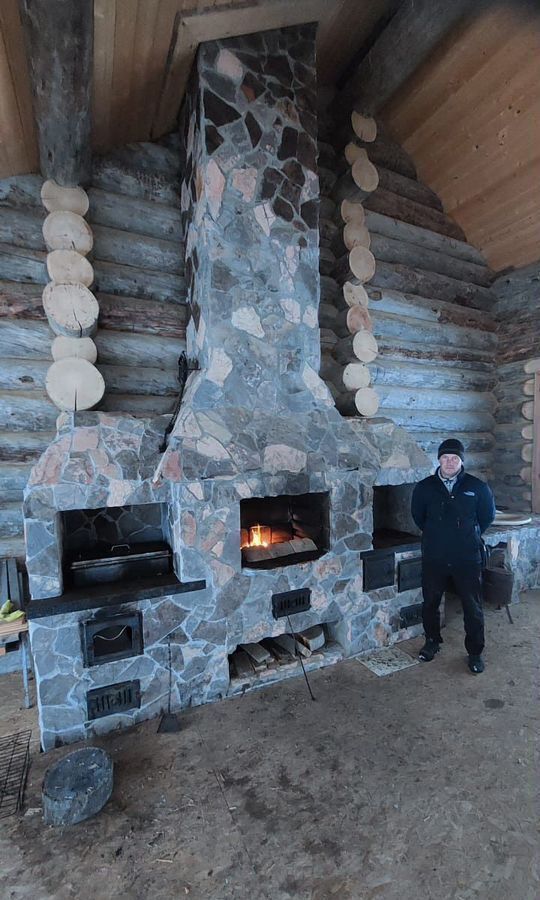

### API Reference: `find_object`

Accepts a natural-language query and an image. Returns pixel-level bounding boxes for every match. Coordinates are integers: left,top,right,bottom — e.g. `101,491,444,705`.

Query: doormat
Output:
356,647,419,677
0,729,31,818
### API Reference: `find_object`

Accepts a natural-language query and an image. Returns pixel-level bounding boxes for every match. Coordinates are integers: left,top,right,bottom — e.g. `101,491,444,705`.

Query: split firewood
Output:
45,358,105,411
42,282,99,337
42,210,93,255
41,180,89,216
47,249,94,286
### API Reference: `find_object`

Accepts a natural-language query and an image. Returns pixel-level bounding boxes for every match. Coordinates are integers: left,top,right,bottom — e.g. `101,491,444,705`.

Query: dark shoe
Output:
419,639,441,662
468,655,484,674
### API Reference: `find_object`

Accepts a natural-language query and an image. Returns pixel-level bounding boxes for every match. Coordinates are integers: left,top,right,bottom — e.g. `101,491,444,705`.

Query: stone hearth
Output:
24,25,433,751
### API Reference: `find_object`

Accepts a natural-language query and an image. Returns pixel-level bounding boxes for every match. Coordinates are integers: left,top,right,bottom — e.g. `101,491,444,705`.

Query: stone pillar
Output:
178,25,321,414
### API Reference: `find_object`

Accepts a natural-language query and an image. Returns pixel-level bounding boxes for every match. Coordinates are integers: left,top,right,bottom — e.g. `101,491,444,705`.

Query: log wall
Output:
318,94,498,479
491,262,540,511
0,137,188,558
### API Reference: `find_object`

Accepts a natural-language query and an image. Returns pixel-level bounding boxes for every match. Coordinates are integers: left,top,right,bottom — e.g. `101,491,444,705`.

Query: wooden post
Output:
20,0,93,186
532,374,540,513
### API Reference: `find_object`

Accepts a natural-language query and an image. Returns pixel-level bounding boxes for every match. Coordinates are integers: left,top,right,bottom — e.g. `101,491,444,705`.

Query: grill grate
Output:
0,729,31,818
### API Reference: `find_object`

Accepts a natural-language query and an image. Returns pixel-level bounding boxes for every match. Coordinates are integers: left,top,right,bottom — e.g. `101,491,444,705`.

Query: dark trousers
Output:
422,559,484,656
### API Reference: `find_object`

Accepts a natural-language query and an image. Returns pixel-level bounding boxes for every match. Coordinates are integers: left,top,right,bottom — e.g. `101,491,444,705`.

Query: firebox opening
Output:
61,503,172,589
82,612,143,667
240,492,330,569
372,484,421,551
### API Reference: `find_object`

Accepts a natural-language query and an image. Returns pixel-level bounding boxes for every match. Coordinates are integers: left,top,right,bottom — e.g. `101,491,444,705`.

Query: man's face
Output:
439,453,462,478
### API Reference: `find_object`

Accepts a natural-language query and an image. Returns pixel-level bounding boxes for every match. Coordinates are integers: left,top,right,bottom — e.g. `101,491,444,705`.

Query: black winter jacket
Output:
411,468,496,564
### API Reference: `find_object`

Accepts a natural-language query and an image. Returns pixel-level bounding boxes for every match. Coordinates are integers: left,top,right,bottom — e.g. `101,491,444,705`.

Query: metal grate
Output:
0,729,31,818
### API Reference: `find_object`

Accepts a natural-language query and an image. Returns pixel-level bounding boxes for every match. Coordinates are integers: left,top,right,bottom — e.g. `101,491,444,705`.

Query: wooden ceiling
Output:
0,0,538,272
381,3,540,273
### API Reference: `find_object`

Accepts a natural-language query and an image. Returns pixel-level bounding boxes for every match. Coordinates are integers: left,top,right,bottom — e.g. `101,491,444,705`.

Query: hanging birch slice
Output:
42,211,93,254
46,358,104,411
52,335,98,363
42,283,99,336
352,330,378,363
41,180,89,216
354,386,380,416
343,281,369,308
47,249,94,286
351,111,377,143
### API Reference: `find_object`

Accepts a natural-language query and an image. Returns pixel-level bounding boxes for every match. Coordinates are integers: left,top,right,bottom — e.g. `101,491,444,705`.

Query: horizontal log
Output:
380,407,496,433
93,259,186,304
92,225,184,275
371,310,496,352
0,208,44,250
415,432,494,454
0,463,31,502
0,502,24,537
334,331,378,364
92,159,180,206
105,142,180,176
492,260,540,300
100,393,175,417
0,358,180,396
319,166,338,196
0,429,55,462
319,216,339,250
376,385,495,413
377,167,442,212
343,282,369,309
339,135,417,180
0,243,46,284
366,287,493,331
370,260,494,311
332,157,379,205
369,360,494,392
364,210,487,267
319,246,336,277
0,390,57,432
369,233,492,288
88,189,183,242
0,174,42,208
364,188,465,241
376,340,494,367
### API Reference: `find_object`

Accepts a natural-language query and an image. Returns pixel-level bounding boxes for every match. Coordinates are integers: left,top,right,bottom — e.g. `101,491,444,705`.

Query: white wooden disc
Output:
349,246,376,283
340,199,365,224
41,180,89,215
52,336,98,363
352,154,379,193
351,111,377,143
42,282,99,337
343,222,371,251
42,210,93,255
520,466,532,484
46,358,104,411
352,330,378,363
343,282,369,308
342,362,370,390
355,386,380,416
522,401,534,420
47,249,94,286
522,442,533,462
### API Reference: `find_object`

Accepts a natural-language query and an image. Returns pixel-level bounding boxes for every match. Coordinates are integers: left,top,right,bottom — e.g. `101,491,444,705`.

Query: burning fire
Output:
241,524,272,548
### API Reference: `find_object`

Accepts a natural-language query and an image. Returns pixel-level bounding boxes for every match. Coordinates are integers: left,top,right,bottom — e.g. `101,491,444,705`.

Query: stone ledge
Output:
25,573,206,620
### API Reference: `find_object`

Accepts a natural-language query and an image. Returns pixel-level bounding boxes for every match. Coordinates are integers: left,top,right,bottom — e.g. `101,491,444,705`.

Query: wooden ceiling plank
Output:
93,0,117,153
110,0,139,147
383,5,522,142
0,0,38,172
128,0,162,142
316,0,391,87
146,0,182,141
152,0,328,139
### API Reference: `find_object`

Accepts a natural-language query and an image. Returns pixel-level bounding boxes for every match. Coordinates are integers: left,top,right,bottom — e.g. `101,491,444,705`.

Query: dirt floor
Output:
0,592,539,900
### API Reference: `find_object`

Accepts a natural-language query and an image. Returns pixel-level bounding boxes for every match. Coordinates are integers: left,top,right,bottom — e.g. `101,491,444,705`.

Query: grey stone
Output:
42,747,113,826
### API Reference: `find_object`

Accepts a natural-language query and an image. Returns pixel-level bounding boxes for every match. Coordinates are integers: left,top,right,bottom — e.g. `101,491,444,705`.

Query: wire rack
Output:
0,729,31,818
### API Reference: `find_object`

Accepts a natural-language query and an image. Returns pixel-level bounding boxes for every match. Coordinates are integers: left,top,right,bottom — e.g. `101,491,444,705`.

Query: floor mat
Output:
356,647,419,677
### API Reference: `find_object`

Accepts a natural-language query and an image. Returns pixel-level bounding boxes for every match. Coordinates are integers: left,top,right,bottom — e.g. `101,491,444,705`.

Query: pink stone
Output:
161,450,182,481
232,167,257,202
262,443,307,474
181,511,197,547
216,48,243,82
72,427,99,452
210,559,235,587
205,159,225,220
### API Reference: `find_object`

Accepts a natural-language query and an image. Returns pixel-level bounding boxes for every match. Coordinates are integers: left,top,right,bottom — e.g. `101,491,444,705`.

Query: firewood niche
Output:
240,493,330,569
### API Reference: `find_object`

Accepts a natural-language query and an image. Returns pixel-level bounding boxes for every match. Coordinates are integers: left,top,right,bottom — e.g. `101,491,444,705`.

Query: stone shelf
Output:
26,573,206,620
227,641,344,697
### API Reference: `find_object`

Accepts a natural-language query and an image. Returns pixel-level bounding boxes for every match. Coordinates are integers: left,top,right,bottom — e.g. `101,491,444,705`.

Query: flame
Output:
249,524,270,547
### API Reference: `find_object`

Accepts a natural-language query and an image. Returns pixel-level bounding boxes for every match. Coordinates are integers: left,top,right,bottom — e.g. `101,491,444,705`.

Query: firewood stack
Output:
318,105,381,418
318,99,498,477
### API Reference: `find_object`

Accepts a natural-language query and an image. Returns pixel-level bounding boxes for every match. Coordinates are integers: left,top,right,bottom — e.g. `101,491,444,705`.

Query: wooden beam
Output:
19,0,93,186
151,0,328,138
341,0,476,115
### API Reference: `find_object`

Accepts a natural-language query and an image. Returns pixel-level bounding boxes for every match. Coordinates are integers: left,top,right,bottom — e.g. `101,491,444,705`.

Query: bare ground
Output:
1,592,539,900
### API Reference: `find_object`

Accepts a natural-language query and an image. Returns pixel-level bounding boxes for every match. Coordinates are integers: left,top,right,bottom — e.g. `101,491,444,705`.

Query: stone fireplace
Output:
24,24,431,750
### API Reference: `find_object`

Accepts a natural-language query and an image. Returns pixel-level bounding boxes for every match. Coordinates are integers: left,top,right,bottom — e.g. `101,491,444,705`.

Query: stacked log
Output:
319,105,497,476
491,264,540,511
0,140,187,557
318,110,381,418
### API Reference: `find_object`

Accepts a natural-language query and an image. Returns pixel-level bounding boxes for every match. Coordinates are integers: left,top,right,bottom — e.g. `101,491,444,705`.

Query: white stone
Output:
303,305,318,328
207,348,233,386
232,306,264,338
205,159,225,220
254,202,275,236
263,444,307,474
197,435,230,460
216,49,243,82
280,298,301,323
302,364,334,404
232,167,257,202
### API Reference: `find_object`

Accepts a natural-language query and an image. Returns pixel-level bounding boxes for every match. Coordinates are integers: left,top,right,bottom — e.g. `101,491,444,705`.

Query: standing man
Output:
411,438,496,674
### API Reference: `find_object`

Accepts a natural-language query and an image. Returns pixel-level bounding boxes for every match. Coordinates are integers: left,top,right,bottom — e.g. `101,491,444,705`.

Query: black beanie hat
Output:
438,438,465,461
